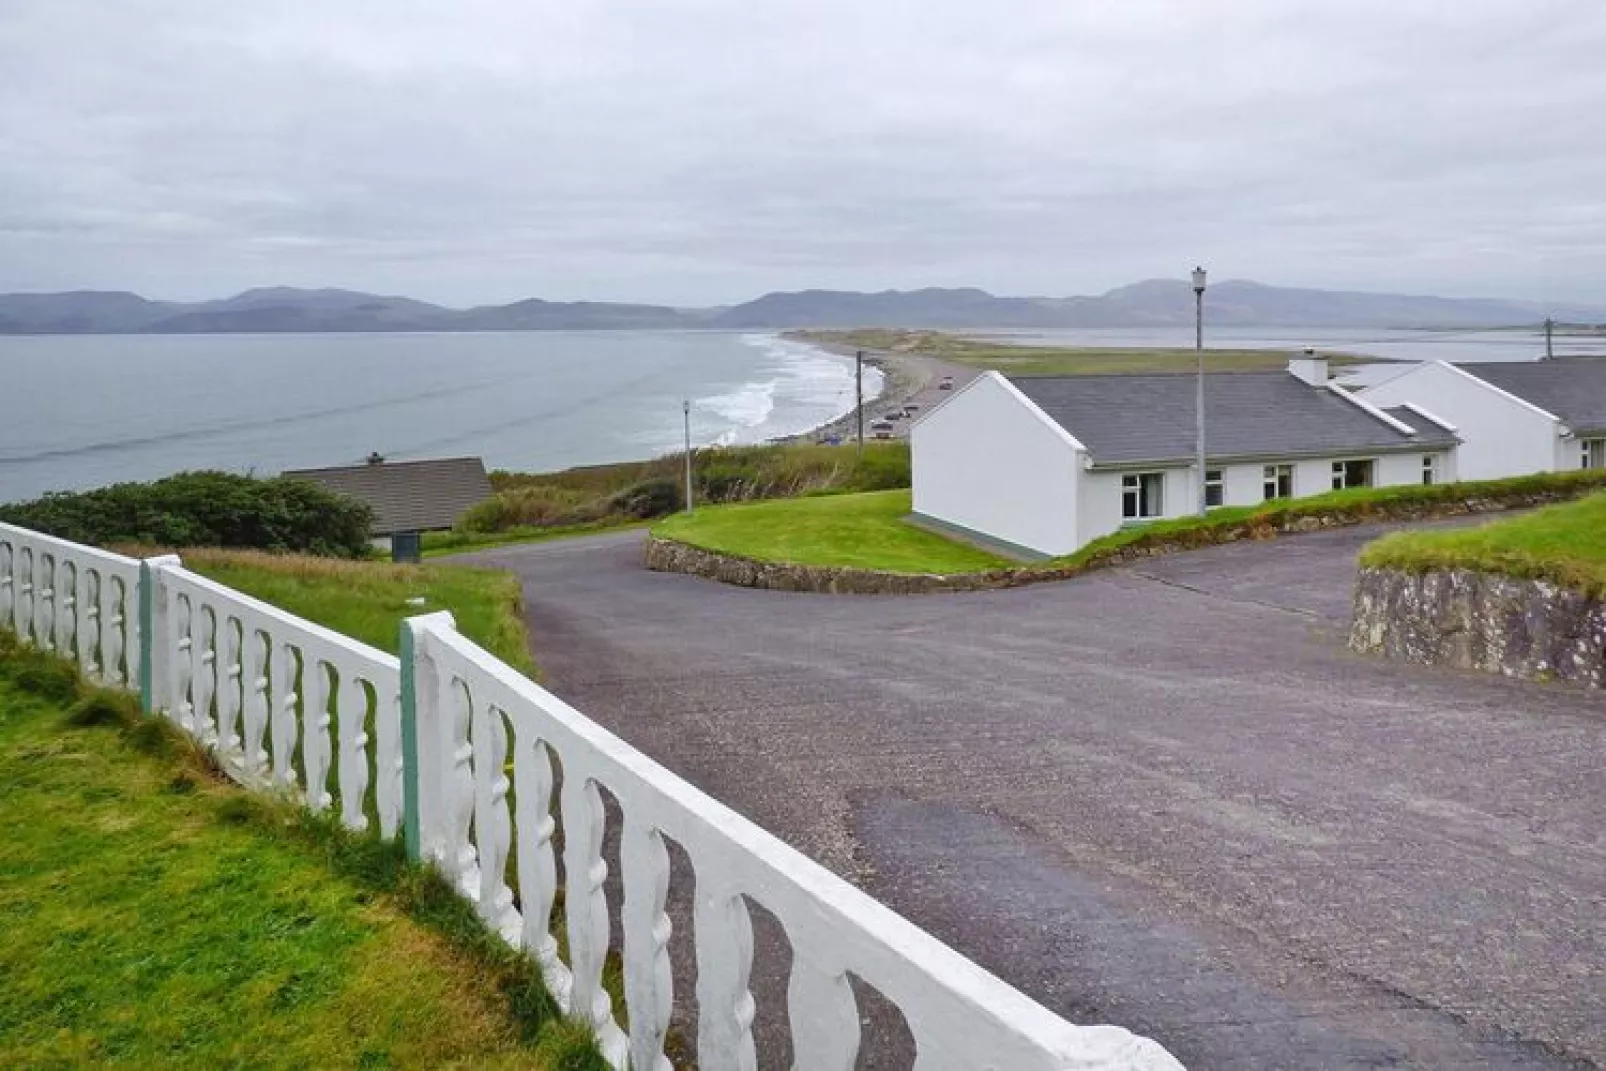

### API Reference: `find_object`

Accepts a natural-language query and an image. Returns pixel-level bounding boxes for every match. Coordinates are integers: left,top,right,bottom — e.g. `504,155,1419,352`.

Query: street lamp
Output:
1192,266,1208,516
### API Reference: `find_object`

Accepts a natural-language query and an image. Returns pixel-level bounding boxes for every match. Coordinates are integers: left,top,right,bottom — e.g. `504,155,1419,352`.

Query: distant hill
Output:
1,281,1600,334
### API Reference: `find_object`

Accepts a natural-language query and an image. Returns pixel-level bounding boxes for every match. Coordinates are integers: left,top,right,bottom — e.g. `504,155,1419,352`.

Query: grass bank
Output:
653,471,1606,580
175,549,536,676
654,490,1009,573
0,636,600,1069
1360,492,1606,599
792,328,1378,376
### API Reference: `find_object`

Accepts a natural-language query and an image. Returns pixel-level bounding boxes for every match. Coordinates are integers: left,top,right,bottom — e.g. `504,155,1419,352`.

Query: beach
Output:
774,336,979,444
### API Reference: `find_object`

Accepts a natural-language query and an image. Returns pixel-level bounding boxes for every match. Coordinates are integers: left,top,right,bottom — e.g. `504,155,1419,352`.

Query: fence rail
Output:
0,522,1182,1071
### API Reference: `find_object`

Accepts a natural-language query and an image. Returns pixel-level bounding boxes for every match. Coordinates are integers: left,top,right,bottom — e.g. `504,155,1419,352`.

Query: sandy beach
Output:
774,336,980,445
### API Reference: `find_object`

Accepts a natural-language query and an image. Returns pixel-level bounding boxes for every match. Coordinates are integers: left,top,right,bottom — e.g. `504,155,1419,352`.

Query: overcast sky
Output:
2,1,1604,306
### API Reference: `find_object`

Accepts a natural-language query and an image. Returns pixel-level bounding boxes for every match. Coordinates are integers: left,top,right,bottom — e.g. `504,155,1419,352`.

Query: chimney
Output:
1288,347,1329,386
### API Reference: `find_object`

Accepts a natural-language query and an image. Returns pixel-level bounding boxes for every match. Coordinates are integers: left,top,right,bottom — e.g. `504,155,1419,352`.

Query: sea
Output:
0,324,1587,505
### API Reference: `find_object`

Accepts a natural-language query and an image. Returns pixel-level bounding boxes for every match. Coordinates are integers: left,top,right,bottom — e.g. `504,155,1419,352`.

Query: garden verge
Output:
1350,493,1606,688
646,471,1606,595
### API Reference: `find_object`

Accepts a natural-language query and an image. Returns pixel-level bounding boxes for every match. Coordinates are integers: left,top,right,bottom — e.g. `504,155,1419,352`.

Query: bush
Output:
0,471,373,558
609,478,682,519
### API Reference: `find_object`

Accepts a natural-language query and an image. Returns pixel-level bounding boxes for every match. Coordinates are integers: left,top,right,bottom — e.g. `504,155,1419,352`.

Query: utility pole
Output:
1192,266,1209,516
855,350,865,457
1544,317,1555,361
682,400,694,514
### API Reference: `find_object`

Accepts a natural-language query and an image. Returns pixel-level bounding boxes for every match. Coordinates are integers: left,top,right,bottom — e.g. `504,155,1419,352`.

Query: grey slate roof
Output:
1453,358,1606,434
1008,372,1458,467
283,456,493,535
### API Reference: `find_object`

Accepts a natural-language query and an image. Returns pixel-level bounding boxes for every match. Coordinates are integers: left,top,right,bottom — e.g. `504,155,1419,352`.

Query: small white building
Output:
1358,358,1606,480
910,355,1460,559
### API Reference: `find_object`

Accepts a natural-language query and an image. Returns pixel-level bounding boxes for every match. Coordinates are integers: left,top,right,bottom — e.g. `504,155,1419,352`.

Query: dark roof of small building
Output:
283,456,493,535
1382,405,1454,437
1008,371,1458,467
1453,358,1606,434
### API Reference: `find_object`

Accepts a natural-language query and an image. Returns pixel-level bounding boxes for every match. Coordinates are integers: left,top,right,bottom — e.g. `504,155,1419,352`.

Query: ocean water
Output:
0,330,883,504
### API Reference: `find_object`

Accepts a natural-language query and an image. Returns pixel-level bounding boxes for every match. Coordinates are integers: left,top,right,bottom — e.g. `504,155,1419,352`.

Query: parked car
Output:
938,376,955,390
871,420,895,439
883,411,903,421
903,403,921,416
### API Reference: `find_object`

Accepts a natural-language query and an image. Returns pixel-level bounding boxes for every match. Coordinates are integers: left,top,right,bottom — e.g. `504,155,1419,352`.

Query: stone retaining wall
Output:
1351,568,1606,689
644,489,1580,597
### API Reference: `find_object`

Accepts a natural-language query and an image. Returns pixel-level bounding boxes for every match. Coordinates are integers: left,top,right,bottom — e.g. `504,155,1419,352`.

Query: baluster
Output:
621,816,674,1071
374,681,402,839
270,641,300,790
243,630,271,783
36,553,54,651
788,957,860,1070
513,736,570,1007
561,770,628,1061
0,542,13,626
694,882,758,1071
169,594,194,731
337,674,371,830
217,618,244,760
471,705,519,943
191,607,218,747
15,549,33,642
304,661,334,812
56,561,77,662
105,576,128,689
78,569,100,681
440,677,479,894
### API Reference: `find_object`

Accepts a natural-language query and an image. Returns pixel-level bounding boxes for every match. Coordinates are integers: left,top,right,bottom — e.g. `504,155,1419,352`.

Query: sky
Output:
2,1,1604,307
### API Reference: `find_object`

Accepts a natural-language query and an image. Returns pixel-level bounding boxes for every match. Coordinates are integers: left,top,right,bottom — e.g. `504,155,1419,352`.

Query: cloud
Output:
1,0,1603,304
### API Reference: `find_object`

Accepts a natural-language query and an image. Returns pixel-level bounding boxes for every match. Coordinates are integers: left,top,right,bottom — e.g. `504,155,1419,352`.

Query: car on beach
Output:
871,420,895,439
938,376,955,390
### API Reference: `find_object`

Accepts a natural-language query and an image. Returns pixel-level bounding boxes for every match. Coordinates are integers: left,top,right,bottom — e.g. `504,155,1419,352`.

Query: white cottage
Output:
1358,358,1606,480
910,355,1460,559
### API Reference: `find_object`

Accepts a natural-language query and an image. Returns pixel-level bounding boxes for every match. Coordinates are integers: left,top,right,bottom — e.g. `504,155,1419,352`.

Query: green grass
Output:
654,490,1011,573
179,549,536,677
793,328,1378,376
0,642,603,1069
654,471,1606,579
1360,492,1606,599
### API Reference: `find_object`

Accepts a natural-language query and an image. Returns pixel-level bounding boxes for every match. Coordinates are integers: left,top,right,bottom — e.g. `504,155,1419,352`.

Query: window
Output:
1121,472,1164,520
1205,469,1224,508
1421,455,1438,486
1262,463,1294,501
1582,439,1605,470
1331,458,1375,490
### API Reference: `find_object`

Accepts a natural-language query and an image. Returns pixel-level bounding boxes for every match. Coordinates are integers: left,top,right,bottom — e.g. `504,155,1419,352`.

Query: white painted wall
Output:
912,373,1085,556
1361,362,1558,480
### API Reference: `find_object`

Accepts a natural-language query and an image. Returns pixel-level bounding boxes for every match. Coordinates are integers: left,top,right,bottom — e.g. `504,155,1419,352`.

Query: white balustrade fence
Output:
1,522,141,689
0,522,1182,1071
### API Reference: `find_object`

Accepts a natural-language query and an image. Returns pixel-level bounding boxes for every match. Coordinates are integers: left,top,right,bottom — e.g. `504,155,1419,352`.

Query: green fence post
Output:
399,620,422,862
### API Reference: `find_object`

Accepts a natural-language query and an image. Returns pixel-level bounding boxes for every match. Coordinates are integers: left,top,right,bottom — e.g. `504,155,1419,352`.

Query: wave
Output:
698,378,778,428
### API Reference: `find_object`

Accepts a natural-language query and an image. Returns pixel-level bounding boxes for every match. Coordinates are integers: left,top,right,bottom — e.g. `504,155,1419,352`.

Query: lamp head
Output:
1191,266,1208,293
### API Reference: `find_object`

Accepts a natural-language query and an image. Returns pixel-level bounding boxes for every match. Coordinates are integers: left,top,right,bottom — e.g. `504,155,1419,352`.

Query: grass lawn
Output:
654,490,1011,573
0,662,598,1068
179,549,536,677
794,328,1377,376
1360,492,1606,598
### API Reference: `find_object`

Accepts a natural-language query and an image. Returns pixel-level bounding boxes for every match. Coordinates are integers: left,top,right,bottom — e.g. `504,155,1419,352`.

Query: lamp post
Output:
1193,265,1208,516
683,399,694,514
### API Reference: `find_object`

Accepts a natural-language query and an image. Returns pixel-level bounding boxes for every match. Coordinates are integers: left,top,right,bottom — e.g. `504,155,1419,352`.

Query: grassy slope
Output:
654,474,1606,577
180,549,536,676
654,490,1011,573
0,677,569,1068
1361,492,1606,599
796,328,1376,376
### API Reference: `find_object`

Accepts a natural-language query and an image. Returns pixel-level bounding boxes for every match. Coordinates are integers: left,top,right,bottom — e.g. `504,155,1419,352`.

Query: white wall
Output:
911,374,1084,557
1361,363,1558,480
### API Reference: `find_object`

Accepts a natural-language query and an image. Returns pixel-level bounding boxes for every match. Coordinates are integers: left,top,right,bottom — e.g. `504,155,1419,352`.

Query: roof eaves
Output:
1086,440,1455,470
1326,381,1417,435
1441,361,1562,422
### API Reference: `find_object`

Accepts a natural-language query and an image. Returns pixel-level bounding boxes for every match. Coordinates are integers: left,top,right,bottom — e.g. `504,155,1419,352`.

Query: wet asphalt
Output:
459,522,1605,1069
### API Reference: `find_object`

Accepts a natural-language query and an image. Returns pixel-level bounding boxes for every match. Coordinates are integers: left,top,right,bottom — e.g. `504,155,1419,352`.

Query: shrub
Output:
609,478,682,519
0,471,373,557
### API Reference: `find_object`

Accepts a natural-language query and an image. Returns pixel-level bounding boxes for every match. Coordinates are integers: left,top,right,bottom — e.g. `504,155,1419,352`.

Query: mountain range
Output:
2,281,1600,335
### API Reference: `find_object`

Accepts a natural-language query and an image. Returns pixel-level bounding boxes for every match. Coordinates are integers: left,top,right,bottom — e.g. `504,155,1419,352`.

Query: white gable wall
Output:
910,373,1084,557
1360,363,1557,480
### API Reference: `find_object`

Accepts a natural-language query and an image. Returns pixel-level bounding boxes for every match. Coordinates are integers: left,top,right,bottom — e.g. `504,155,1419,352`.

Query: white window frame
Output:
1121,471,1165,520
1421,455,1438,486
1581,439,1605,470
1331,458,1376,491
1205,468,1225,509
1262,463,1294,501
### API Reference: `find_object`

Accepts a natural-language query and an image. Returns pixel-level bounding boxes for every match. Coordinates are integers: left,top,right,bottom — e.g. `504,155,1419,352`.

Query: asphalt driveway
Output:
461,523,1605,1069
